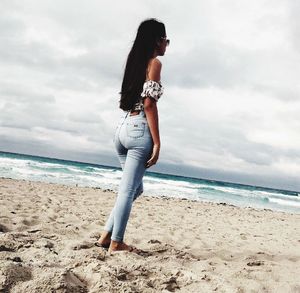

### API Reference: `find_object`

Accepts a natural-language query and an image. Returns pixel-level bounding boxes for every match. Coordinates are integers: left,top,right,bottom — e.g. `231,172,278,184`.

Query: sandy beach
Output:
0,177,299,292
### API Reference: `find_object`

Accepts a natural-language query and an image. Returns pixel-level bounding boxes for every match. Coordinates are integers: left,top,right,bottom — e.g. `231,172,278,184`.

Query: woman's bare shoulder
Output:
149,57,162,67
147,58,162,81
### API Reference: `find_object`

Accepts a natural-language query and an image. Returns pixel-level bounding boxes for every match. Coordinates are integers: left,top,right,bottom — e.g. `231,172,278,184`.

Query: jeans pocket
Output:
126,121,146,138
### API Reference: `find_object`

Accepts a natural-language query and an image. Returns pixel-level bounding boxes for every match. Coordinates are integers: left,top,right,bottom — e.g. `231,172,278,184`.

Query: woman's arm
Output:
144,97,160,146
144,58,162,168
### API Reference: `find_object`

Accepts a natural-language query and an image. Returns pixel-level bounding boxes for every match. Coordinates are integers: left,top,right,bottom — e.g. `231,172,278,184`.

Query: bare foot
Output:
108,240,141,254
96,231,111,248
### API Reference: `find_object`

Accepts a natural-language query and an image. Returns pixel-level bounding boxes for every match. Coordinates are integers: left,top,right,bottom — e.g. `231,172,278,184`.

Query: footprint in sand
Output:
52,269,88,293
139,241,198,261
1,263,32,292
71,240,95,250
0,224,9,233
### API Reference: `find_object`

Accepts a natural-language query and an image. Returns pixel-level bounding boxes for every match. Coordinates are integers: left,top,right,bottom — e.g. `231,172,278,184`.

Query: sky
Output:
0,0,299,191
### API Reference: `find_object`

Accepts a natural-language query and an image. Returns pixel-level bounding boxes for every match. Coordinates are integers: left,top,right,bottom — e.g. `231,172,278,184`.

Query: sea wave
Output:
1,152,299,214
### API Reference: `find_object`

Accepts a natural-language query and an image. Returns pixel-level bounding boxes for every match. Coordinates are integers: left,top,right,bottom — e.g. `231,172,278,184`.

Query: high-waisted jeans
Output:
104,110,153,242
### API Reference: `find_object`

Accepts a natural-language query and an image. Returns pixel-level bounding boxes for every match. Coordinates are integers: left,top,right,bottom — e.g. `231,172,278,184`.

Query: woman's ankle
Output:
110,240,123,247
99,231,112,241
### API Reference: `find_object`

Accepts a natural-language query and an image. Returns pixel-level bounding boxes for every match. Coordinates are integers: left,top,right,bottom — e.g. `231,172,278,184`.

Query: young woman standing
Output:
97,18,169,254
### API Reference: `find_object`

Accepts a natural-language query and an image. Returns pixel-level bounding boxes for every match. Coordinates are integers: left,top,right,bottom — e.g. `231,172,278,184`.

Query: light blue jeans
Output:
104,110,153,242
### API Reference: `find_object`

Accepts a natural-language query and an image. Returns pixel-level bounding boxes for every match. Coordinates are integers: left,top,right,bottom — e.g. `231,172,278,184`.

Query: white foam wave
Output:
1,154,300,213
268,197,300,207
144,176,197,188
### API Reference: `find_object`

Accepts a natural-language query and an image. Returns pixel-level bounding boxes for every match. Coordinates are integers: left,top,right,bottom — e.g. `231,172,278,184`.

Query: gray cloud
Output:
165,42,248,88
289,0,300,52
1,0,300,191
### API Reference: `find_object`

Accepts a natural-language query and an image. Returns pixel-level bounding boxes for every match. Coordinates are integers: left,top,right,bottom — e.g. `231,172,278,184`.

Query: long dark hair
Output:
119,18,166,111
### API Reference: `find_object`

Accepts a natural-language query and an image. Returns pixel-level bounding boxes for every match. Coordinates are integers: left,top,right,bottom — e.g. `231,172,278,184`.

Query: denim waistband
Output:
121,110,146,119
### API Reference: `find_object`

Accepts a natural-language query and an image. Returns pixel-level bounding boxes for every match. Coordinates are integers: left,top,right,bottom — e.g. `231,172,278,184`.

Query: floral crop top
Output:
130,80,164,111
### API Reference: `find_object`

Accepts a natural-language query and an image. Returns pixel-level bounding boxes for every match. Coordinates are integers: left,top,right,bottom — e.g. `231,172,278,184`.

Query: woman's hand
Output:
146,144,160,168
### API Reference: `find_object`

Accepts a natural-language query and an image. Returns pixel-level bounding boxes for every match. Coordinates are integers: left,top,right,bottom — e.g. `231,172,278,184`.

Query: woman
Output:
97,18,169,254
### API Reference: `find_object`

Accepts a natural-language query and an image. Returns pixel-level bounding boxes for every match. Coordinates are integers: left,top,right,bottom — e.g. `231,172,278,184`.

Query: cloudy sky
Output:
0,0,299,191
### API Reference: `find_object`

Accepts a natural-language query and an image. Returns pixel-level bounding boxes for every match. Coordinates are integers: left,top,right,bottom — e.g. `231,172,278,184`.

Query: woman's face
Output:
157,35,169,56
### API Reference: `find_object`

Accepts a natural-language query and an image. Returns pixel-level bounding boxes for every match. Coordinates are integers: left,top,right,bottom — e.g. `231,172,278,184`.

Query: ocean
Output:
0,151,299,214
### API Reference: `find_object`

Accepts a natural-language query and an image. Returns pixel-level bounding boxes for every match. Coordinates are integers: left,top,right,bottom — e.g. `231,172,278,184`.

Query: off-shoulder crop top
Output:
130,80,164,111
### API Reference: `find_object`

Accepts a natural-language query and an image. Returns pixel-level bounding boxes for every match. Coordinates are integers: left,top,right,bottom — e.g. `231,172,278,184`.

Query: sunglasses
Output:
160,36,170,46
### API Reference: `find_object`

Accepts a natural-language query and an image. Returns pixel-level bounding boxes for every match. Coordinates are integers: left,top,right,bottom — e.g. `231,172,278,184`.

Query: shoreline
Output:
1,177,300,292
2,150,300,196
1,176,298,216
